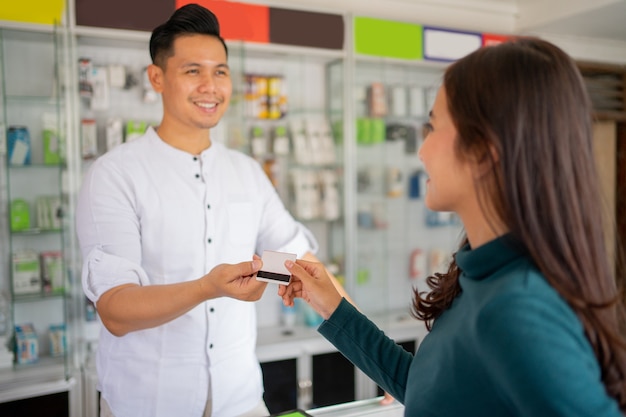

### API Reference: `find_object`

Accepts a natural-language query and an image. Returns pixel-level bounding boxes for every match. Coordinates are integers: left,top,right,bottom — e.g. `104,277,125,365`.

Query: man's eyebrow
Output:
180,62,230,68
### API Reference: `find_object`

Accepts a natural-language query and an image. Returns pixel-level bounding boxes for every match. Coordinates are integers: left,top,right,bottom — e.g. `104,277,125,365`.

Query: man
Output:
76,4,342,416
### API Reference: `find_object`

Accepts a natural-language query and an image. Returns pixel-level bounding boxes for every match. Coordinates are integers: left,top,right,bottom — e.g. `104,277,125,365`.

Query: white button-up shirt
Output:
76,127,317,417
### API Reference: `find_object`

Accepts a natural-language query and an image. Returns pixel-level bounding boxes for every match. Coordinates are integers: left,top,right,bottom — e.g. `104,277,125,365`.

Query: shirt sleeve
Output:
82,246,150,303
76,157,148,302
475,293,622,417
318,298,413,403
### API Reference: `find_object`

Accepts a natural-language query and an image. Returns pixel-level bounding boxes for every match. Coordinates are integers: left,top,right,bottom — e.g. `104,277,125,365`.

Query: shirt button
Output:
209,343,214,349
207,204,211,210
193,156,198,161
208,238,212,244
210,307,215,313
195,174,200,178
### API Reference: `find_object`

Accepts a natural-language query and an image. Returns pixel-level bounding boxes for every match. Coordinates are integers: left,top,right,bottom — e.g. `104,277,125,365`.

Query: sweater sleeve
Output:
318,298,414,403
475,293,622,417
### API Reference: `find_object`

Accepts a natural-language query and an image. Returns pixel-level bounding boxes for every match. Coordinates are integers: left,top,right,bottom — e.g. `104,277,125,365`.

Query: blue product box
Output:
7,126,31,165
15,323,38,364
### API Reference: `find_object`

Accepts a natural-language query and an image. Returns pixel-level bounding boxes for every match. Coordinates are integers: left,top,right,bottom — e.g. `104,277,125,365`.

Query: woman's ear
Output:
147,64,164,93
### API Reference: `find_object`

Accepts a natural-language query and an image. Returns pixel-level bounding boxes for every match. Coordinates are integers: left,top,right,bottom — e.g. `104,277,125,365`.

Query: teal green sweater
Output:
318,236,621,416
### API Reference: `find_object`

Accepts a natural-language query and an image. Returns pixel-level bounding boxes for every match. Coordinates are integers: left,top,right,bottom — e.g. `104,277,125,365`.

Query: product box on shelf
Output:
15,323,39,364
43,112,61,165
10,199,31,232
41,251,64,294
12,250,41,295
48,323,66,357
0,338,14,369
7,125,31,166
35,195,62,230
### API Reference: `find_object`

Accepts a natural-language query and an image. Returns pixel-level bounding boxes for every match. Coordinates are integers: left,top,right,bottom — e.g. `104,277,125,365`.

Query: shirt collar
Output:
146,126,221,165
455,234,526,281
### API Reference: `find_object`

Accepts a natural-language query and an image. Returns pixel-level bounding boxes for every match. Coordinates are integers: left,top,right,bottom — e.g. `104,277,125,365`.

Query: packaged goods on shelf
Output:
10,199,31,232
15,323,38,364
12,250,41,295
41,251,64,294
79,57,94,98
81,118,97,159
106,118,124,151
7,125,31,165
48,323,66,357
35,195,62,231
245,73,288,120
90,66,110,111
125,120,148,142
43,112,62,165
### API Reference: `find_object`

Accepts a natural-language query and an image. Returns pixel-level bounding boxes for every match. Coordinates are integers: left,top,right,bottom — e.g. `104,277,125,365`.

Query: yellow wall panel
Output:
0,0,65,25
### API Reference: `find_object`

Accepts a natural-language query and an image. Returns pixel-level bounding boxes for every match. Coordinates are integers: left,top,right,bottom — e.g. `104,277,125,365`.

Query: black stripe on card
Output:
257,270,291,282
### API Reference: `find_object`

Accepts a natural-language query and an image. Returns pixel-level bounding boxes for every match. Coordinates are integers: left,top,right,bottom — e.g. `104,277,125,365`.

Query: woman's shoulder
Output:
479,262,584,339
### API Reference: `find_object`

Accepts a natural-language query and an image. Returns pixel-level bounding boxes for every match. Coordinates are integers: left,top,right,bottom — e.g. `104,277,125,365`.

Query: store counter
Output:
308,397,404,416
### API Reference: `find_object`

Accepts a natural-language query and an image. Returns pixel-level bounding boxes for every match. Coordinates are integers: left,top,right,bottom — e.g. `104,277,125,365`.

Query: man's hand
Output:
203,255,267,301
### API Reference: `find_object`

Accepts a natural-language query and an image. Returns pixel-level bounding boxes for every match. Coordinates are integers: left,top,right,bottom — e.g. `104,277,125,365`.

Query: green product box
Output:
370,118,386,143
356,117,371,144
10,199,30,232
43,128,61,165
125,120,148,142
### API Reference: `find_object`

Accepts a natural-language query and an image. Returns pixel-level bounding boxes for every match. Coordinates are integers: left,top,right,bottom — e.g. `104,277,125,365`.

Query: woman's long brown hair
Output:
412,37,626,408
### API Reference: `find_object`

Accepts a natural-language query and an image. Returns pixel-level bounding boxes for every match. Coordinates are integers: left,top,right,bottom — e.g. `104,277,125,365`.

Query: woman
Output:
279,37,626,416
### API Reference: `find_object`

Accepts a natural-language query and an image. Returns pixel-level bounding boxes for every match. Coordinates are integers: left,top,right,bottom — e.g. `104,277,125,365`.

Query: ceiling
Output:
514,0,626,43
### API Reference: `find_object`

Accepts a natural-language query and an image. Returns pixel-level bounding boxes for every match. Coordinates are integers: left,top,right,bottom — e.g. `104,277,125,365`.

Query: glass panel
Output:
0,27,68,379
227,44,346,329
352,57,463,316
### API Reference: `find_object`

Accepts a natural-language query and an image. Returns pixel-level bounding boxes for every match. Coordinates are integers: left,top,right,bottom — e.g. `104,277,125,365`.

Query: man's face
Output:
151,34,232,132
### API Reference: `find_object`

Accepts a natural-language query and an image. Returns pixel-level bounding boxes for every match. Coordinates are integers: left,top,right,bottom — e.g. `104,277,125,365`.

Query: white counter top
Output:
308,397,404,417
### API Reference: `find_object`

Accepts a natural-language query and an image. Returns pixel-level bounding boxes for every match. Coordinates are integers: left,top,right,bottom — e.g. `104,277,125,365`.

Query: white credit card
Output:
256,250,297,285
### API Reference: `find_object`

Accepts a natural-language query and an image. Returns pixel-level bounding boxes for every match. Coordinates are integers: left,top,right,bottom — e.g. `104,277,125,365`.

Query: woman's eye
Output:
423,122,434,135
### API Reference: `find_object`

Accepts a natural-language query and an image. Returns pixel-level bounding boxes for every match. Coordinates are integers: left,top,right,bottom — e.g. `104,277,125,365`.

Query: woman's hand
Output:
280,259,343,320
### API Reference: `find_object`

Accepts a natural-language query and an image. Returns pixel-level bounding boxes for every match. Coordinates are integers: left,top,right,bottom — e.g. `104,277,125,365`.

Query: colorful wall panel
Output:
423,26,482,62
74,0,343,50
177,0,269,43
0,0,65,25
75,0,174,32
354,17,423,60
269,8,343,50
482,33,511,46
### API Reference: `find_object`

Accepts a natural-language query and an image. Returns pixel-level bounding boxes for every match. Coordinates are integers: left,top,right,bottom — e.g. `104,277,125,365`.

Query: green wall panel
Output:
354,17,423,60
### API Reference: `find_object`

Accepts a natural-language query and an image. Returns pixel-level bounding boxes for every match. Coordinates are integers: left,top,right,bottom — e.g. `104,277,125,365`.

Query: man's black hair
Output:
149,3,228,67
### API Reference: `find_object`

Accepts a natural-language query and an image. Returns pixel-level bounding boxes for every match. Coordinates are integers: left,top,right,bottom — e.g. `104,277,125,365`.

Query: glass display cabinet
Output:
328,55,464,317
0,24,77,398
225,42,347,328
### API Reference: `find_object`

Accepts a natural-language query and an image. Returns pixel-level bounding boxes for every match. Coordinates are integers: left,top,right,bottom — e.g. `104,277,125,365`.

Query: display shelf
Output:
0,363,75,405
0,26,73,384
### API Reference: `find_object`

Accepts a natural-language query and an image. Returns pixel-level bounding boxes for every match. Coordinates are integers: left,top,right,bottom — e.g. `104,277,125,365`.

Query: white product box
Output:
12,250,41,295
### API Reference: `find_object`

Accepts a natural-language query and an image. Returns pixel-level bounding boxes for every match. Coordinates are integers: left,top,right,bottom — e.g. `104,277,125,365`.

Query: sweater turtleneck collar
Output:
455,234,527,281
